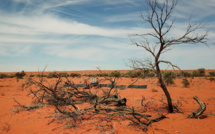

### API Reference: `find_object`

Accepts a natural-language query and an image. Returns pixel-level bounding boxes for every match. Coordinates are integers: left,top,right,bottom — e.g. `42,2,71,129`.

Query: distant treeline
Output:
1,68,215,79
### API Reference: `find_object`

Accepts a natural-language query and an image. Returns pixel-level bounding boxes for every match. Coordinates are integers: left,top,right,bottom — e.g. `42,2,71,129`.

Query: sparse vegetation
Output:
7,74,15,78
70,73,81,78
192,70,199,77
109,71,121,77
197,68,206,76
208,77,215,82
0,74,8,79
124,70,143,78
162,71,176,86
83,73,95,77
59,72,69,77
0,123,10,132
30,74,35,77
15,71,26,79
209,71,215,76
192,68,206,77
1,92,5,96
182,78,190,87
152,88,158,92
47,72,58,78
181,71,192,78
94,72,109,77
37,74,47,77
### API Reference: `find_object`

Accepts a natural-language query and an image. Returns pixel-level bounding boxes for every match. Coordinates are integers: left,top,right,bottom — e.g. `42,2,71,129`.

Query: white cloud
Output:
161,45,215,69
0,44,31,56
105,13,141,22
175,0,215,20
41,37,141,61
0,13,140,38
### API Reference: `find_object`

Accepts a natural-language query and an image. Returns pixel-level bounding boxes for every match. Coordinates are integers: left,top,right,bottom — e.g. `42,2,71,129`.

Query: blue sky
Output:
0,0,215,72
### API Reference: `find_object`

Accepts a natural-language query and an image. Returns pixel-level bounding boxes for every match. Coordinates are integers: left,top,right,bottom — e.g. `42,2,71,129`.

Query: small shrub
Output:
47,72,58,78
147,72,156,77
197,68,205,76
12,107,23,114
83,73,95,77
181,71,192,77
15,71,26,79
30,74,35,77
162,71,176,86
37,74,47,78
192,68,206,77
59,72,69,77
0,74,8,79
192,70,199,77
124,71,134,78
70,73,81,78
1,123,10,132
124,70,143,78
1,92,5,96
152,88,158,92
7,74,15,78
99,73,109,77
209,71,215,76
182,78,190,87
208,77,215,82
109,71,121,78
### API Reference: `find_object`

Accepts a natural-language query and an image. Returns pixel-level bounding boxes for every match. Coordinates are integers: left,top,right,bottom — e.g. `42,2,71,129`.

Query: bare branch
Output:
158,60,181,70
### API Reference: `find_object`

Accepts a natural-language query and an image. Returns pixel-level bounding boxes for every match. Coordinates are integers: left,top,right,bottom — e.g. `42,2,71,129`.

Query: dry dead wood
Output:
14,73,170,132
187,96,206,118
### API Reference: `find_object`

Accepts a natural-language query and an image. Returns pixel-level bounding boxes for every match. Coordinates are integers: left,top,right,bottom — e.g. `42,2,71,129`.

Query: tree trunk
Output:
160,80,173,113
156,64,174,113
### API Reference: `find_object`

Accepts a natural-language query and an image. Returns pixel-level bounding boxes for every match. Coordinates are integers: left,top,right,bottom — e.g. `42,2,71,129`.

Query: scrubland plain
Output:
0,70,215,134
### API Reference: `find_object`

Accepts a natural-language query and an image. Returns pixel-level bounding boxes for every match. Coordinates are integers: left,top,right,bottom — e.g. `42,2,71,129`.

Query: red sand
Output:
0,71,215,134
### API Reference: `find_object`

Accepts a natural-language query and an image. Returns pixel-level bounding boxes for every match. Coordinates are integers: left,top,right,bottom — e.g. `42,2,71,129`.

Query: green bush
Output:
59,72,69,77
147,72,156,77
191,68,206,77
7,74,15,78
109,71,121,77
181,71,192,77
83,73,95,77
100,73,109,77
70,73,81,78
47,72,58,78
208,77,215,82
0,74,8,79
209,71,215,76
197,68,205,76
182,78,190,87
37,74,47,77
162,71,176,86
192,70,199,77
124,70,144,78
30,74,35,77
15,71,26,79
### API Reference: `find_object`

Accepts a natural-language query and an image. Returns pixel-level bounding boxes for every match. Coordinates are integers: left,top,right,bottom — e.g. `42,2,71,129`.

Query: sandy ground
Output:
0,71,215,134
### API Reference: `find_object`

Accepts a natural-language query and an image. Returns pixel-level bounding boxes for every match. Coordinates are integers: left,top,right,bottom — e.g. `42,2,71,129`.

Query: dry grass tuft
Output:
1,123,11,132
0,92,5,96
151,88,158,92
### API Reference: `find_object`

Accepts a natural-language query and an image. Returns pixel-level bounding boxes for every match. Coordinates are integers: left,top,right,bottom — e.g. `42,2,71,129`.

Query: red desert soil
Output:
0,70,215,134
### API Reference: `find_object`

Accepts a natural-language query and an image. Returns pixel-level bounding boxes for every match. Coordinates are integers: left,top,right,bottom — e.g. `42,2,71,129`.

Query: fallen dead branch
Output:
187,96,206,118
13,98,44,110
13,73,169,132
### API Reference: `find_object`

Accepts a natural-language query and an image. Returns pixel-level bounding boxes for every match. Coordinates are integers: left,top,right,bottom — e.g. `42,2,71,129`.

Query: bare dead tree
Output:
129,0,209,113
